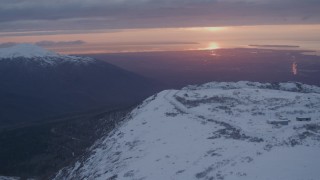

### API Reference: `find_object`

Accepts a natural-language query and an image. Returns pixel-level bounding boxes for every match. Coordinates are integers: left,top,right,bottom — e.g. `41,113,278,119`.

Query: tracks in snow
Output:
163,90,266,143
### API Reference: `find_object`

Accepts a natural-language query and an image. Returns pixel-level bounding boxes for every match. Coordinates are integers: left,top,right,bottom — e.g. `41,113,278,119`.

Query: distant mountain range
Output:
0,44,159,127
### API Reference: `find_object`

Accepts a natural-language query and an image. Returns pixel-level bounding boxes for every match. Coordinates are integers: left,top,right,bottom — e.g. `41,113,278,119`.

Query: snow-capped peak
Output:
0,43,95,65
0,44,59,59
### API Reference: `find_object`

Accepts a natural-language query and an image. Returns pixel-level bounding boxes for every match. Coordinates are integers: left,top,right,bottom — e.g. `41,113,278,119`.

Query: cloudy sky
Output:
1,0,319,32
0,0,319,53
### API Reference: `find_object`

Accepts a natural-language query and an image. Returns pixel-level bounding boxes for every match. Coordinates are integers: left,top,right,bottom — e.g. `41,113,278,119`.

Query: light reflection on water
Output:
292,62,298,75
87,48,320,88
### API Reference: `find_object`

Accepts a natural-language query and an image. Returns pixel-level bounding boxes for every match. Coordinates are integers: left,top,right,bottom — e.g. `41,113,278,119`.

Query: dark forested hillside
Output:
0,56,160,127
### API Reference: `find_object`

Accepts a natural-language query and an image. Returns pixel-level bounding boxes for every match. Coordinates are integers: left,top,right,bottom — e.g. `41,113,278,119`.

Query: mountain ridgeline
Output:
0,44,159,127
56,81,320,180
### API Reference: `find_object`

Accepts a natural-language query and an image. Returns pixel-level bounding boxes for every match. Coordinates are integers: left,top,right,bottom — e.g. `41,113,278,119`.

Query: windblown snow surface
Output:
55,81,320,180
0,176,20,180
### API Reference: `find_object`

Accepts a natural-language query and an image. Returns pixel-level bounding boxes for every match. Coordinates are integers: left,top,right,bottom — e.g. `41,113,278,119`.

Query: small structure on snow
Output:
267,119,290,126
296,117,311,121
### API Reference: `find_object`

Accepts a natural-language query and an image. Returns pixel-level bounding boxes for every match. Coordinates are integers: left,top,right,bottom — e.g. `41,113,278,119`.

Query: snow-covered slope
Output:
55,81,320,180
0,44,93,65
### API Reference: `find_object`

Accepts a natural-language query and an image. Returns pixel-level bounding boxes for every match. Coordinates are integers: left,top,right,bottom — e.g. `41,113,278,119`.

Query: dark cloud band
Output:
0,0,319,32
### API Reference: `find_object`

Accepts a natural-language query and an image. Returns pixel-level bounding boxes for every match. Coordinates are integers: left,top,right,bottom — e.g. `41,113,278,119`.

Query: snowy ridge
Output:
55,82,320,180
0,44,94,65
0,44,59,59
184,81,320,94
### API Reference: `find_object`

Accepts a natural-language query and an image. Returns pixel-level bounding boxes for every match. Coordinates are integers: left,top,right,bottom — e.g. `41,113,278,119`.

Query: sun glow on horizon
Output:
202,42,220,50
1,25,320,54
204,27,227,32
186,26,227,32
